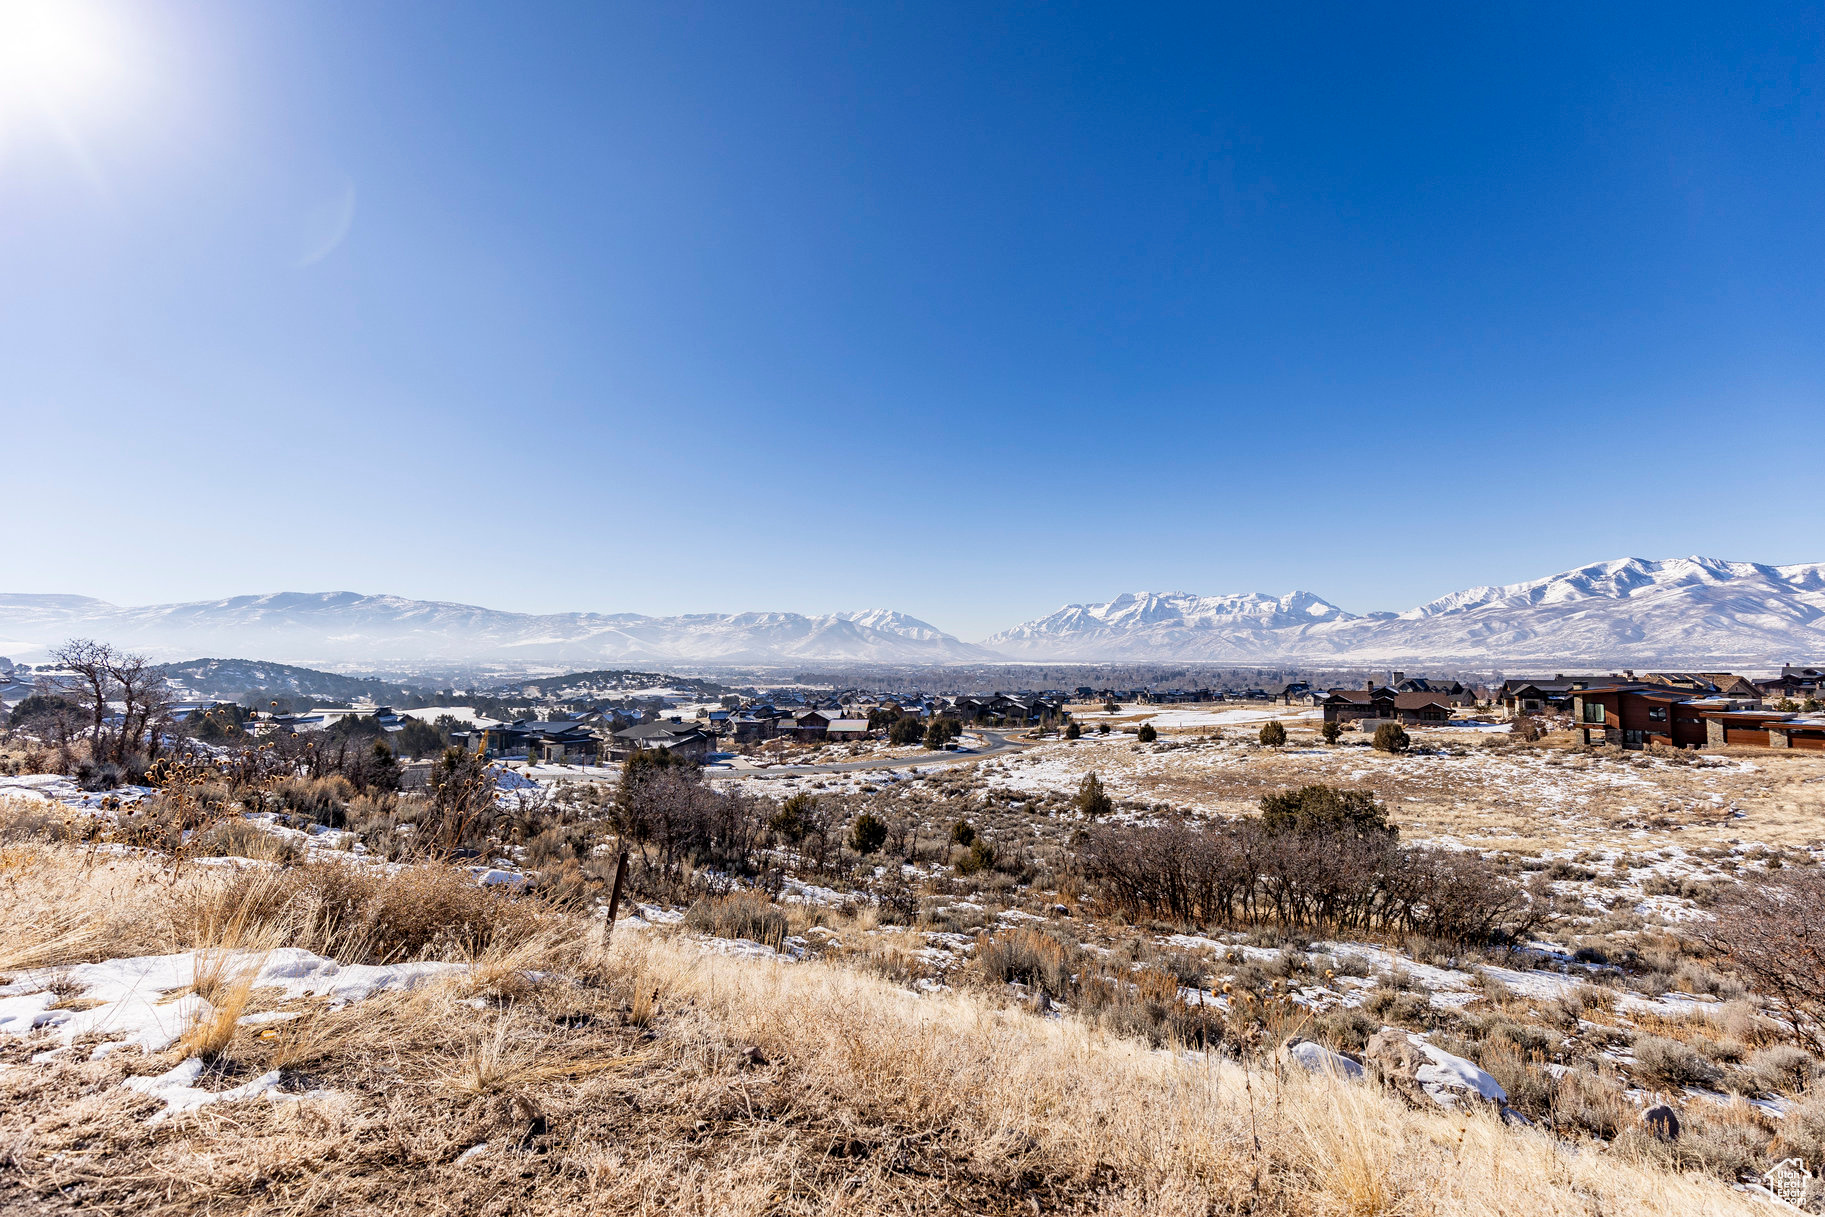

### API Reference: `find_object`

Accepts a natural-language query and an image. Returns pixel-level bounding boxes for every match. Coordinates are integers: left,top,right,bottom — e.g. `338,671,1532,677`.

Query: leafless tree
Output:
1694,870,1825,1054
51,638,113,757
47,639,173,769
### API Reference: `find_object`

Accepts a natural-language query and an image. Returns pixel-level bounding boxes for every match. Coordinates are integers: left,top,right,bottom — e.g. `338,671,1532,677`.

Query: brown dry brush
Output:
1695,868,1825,1054
1079,814,1543,943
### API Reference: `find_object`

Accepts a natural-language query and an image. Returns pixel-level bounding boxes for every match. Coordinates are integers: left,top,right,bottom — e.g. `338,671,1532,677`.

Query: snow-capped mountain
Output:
985,591,1358,661
986,558,1825,665
0,592,996,667
6,557,1823,670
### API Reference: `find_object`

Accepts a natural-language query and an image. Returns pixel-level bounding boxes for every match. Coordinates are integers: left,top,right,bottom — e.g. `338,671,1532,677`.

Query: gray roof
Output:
614,722,707,741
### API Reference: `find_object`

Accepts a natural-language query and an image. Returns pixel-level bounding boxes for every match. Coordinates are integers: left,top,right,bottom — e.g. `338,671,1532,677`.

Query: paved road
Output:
701,730,1031,779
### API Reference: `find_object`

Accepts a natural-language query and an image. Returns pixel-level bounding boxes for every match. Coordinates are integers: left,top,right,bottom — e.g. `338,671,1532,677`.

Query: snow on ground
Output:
2,948,465,1055
0,946,465,1121
1143,708,1324,729
395,706,501,727
0,774,156,808
123,1056,329,1122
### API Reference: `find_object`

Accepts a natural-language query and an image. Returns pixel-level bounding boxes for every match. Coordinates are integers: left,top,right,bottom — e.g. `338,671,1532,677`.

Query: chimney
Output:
1624,669,1635,681
1392,671,1405,684
1555,673,1564,681
1364,678,1375,691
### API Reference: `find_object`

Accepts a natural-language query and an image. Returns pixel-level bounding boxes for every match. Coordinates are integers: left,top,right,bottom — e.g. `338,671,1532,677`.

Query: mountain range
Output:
0,593,997,668
2,557,1822,670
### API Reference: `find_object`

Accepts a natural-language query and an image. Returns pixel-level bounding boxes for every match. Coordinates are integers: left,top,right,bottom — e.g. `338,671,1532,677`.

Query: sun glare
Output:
0,0,123,128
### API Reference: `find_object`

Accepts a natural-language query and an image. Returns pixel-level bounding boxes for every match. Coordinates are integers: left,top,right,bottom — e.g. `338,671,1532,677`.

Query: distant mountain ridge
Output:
985,557,1825,666
0,592,996,667
4,557,1822,669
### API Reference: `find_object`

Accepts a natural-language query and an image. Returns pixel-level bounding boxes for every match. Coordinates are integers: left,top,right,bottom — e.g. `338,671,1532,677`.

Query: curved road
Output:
701,729,1032,779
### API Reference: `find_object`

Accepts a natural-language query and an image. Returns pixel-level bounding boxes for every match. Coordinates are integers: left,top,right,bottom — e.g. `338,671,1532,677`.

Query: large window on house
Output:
1648,706,1667,721
1582,703,1605,724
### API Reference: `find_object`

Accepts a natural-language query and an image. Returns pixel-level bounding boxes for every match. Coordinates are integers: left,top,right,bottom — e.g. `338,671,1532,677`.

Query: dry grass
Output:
0,840,184,970
0,841,1784,1216
978,727,1825,859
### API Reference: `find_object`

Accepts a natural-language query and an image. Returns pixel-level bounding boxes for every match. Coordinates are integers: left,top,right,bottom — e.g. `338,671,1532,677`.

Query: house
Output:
1570,687,1712,749
1757,665,1825,702
1639,672,1763,703
1320,687,1454,726
824,718,871,740
608,721,713,763
1497,677,1587,717
1388,674,1477,706
948,696,994,723
1272,682,1317,705
1762,717,1825,751
453,719,601,762
781,709,836,740
729,713,778,744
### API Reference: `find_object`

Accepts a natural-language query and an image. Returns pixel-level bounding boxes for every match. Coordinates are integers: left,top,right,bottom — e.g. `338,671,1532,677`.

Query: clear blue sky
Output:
4,1,1822,640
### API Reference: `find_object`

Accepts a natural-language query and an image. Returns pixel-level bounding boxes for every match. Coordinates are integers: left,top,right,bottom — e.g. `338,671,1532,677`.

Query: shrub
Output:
1258,721,1287,747
1695,868,1825,1053
849,811,888,855
193,818,303,865
1074,772,1114,818
1258,784,1392,839
183,862,549,963
1079,809,1538,943
271,775,354,827
1632,1034,1722,1091
1064,721,1082,740
1136,722,1157,743
683,891,788,946
955,838,997,875
975,927,1078,999
1746,1044,1822,1096
1511,714,1545,743
1372,722,1410,753
1096,722,1110,735
770,793,814,843
391,717,446,759
950,819,976,847
888,716,925,746
1319,720,1342,745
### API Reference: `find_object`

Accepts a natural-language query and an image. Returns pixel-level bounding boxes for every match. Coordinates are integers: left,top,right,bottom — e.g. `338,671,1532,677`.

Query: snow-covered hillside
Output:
6,557,1823,668
0,592,996,667
984,591,1359,662
985,557,1825,666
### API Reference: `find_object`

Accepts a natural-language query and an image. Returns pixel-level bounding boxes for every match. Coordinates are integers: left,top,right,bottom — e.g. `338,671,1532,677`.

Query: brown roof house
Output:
1320,686,1454,727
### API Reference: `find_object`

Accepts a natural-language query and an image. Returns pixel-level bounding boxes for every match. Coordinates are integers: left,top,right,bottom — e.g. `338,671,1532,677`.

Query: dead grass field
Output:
0,842,1779,1217
978,723,1825,861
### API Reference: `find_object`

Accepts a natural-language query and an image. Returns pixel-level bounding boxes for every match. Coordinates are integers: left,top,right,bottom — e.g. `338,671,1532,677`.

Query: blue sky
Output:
4,1,1822,641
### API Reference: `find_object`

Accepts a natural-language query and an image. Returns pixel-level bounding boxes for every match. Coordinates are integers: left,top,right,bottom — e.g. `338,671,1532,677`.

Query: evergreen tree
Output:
1136,722,1157,742
1075,771,1114,817
1259,783,1393,839
1259,720,1288,747
849,811,888,855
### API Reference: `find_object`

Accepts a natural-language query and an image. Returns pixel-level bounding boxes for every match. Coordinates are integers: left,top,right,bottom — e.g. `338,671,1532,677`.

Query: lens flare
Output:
0,0,123,130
